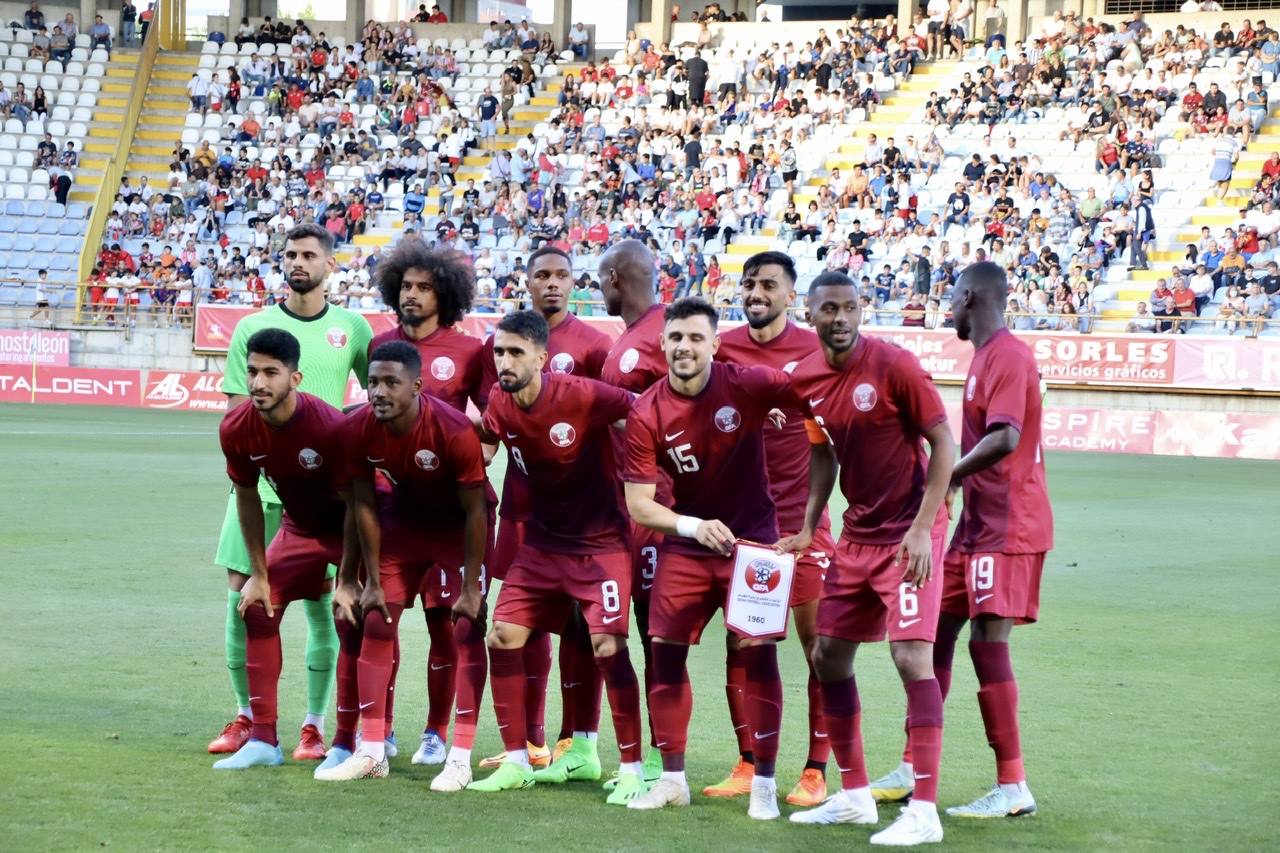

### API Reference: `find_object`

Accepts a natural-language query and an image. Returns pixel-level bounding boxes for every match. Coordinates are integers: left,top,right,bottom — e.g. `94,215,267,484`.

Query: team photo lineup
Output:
208,222,1050,846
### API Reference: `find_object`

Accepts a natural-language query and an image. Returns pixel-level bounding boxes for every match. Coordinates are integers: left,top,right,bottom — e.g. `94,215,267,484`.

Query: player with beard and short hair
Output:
476,246,614,779
708,251,834,807
317,341,491,785
213,328,356,770
622,297,800,820
367,242,491,771
209,223,372,763
871,261,1051,819
782,271,955,846
466,311,645,803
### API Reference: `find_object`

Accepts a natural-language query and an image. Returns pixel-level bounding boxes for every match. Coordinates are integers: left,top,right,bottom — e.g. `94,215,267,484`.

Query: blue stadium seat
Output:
15,286,36,307
226,210,244,225
0,252,8,268
59,219,84,236
37,219,59,235
4,200,23,216
12,236,34,252
34,236,57,254
25,200,47,218
66,203,88,219
0,235,11,251
49,255,72,271
9,254,28,269
0,217,16,234
46,203,66,219
0,286,19,305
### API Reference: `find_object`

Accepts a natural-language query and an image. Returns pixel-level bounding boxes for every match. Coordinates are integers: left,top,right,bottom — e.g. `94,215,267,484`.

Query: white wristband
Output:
675,516,703,538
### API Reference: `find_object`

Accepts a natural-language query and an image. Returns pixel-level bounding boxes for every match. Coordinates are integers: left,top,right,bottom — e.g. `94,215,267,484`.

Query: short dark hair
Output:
246,328,301,371
808,271,857,294
375,240,475,327
284,222,335,256
526,245,572,273
742,250,797,284
496,310,550,347
369,340,422,377
664,296,719,329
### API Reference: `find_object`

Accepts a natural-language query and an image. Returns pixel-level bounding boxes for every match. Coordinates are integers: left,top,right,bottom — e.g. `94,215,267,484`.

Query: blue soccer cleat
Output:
212,739,284,770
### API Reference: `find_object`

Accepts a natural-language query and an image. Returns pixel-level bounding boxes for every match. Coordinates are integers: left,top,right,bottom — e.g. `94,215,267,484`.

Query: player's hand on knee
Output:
773,528,813,556
333,581,362,625
896,526,933,588
696,519,736,557
359,583,392,624
239,576,273,618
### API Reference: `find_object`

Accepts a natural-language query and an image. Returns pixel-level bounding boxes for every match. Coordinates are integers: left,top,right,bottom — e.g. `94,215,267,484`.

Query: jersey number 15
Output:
666,443,699,473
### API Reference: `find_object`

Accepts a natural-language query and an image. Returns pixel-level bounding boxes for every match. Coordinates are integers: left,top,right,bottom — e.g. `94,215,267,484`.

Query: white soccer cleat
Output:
747,776,780,820
870,806,944,846
789,789,880,825
870,762,915,802
313,746,389,782
946,785,1037,818
626,777,691,811
429,758,473,792
412,729,447,765
314,746,353,776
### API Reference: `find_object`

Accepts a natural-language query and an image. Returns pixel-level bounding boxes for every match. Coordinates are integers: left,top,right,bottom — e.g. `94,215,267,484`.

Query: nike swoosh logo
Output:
814,732,828,738
753,730,778,739
561,682,580,689
913,773,932,780
837,765,851,773
441,591,451,598
250,454,268,461
641,582,653,590
337,707,356,713
664,430,685,441
808,397,824,408
455,709,473,715
367,457,385,463
358,700,376,709
975,593,995,604
430,664,453,671
898,618,922,628
655,742,668,748
619,742,636,750
602,614,623,624
497,723,509,729
732,724,746,731
248,696,262,701
505,432,517,439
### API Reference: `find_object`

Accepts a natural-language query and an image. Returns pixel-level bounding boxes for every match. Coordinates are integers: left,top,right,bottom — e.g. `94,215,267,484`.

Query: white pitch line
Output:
0,429,210,436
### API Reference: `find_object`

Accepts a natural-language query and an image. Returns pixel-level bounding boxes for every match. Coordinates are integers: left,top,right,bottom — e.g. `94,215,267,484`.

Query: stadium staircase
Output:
75,50,142,206
118,51,198,187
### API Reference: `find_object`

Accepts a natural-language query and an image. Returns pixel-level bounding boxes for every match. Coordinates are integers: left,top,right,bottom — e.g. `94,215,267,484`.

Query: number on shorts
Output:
666,443,699,473
970,555,995,591
899,582,919,617
640,546,657,580
601,579,621,613
510,445,528,476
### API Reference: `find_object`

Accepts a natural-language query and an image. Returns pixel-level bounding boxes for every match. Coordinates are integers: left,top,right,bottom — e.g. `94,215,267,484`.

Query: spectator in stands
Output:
91,14,112,52
570,22,590,60
48,25,71,63
24,2,43,30
428,4,449,24
187,73,210,113
120,2,138,47
1127,300,1156,333
59,12,76,40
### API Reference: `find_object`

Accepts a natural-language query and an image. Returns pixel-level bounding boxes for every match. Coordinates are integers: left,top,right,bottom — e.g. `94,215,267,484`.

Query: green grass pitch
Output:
0,404,1277,851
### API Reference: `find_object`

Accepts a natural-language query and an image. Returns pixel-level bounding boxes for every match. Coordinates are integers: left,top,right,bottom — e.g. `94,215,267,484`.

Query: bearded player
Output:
782,271,955,846
476,246,612,776
872,261,1050,819
213,328,356,770
209,224,372,761
623,297,798,820
369,242,489,769
710,251,833,807
316,341,490,786
465,311,645,802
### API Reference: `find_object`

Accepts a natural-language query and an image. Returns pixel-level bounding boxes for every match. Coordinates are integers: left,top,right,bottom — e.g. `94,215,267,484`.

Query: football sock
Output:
238,706,252,720
573,730,598,741
821,675,868,791
556,624,576,741
304,712,324,732
447,746,471,764
243,600,287,747
905,677,944,804
971,640,1025,784
489,647,528,752
508,748,531,768
424,608,457,734
522,630,551,745
355,603,404,745
363,739,386,762
596,650,643,763
302,593,338,719
806,665,829,769
333,617,361,752
741,644,782,778
724,645,752,757
649,642,691,772
661,770,687,786
632,597,657,747
385,634,399,731
622,761,644,776
901,629,959,765
225,590,251,712
572,631,603,737
452,615,488,749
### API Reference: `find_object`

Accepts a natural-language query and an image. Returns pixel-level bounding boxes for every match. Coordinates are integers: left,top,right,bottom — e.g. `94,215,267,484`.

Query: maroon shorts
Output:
265,523,341,605
649,549,786,644
941,550,1045,624
494,545,632,635
630,521,662,603
489,517,525,583
787,524,836,607
818,536,946,644
380,520,493,607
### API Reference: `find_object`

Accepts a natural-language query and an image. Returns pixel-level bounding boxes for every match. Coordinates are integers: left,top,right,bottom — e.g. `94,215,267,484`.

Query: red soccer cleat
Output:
208,715,253,754
292,724,328,761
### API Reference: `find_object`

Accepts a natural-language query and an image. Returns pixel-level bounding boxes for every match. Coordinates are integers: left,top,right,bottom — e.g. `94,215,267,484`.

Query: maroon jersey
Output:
790,335,948,546
481,373,633,554
368,324,484,413
715,321,829,533
624,361,793,556
220,392,349,536
345,394,488,529
600,304,668,392
951,329,1053,554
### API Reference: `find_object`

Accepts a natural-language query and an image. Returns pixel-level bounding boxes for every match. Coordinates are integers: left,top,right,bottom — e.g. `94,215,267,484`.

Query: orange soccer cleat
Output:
701,758,755,798
785,768,828,807
207,715,253,754
479,741,551,770
292,724,328,761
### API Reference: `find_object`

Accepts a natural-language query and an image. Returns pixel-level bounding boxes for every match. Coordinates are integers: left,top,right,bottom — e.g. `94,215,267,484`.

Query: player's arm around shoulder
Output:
221,318,255,409
346,308,376,389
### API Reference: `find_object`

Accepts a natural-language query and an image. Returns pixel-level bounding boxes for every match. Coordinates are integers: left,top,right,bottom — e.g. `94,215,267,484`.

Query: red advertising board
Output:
142,371,229,412
0,364,141,405
0,328,72,366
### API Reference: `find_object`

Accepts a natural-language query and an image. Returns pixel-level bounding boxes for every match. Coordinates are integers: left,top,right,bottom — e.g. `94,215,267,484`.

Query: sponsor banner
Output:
143,371,229,412
0,328,72,366
0,365,140,406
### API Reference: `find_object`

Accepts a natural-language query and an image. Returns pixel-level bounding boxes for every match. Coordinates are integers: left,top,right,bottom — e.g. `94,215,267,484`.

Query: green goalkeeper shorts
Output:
214,489,338,579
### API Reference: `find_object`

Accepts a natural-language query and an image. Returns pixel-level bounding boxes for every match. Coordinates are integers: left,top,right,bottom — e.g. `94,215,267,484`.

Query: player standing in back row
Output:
209,224,372,761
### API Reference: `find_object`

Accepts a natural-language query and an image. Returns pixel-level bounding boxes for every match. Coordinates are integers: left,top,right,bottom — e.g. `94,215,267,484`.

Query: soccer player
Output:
709,251,833,807
872,261,1051,818
622,297,797,820
466,311,645,802
213,329,355,770
315,341,490,786
476,246,612,776
209,224,372,760
369,242,488,769
782,271,955,845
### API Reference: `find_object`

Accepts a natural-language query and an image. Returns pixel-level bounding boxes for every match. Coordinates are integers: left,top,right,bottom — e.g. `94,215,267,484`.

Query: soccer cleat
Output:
702,758,754,797
291,724,327,761
869,807,944,846
747,776,780,821
605,771,646,805
946,785,1037,819
313,747,390,782
785,768,828,807
212,739,284,770
626,777,691,811
207,715,252,754
385,731,398,758
551,737,574,762
789,789,880,825
643,749,662,782
466,760,535,792
479,741,550,769
870,763,915,803
532,739,602,784
429,759,473,792
315,746,353,775
413,729,447,766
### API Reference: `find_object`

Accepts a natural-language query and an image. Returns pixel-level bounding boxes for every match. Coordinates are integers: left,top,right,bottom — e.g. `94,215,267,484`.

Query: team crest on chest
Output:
966,375,977,401
549,422,577,447
415,449,440,470
714,405,741,432
431,356,456,381
782,360,799,374
852,383,878,412
298,448,323,469
619,347,639,374
326,327,348,348
549,352,576,374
